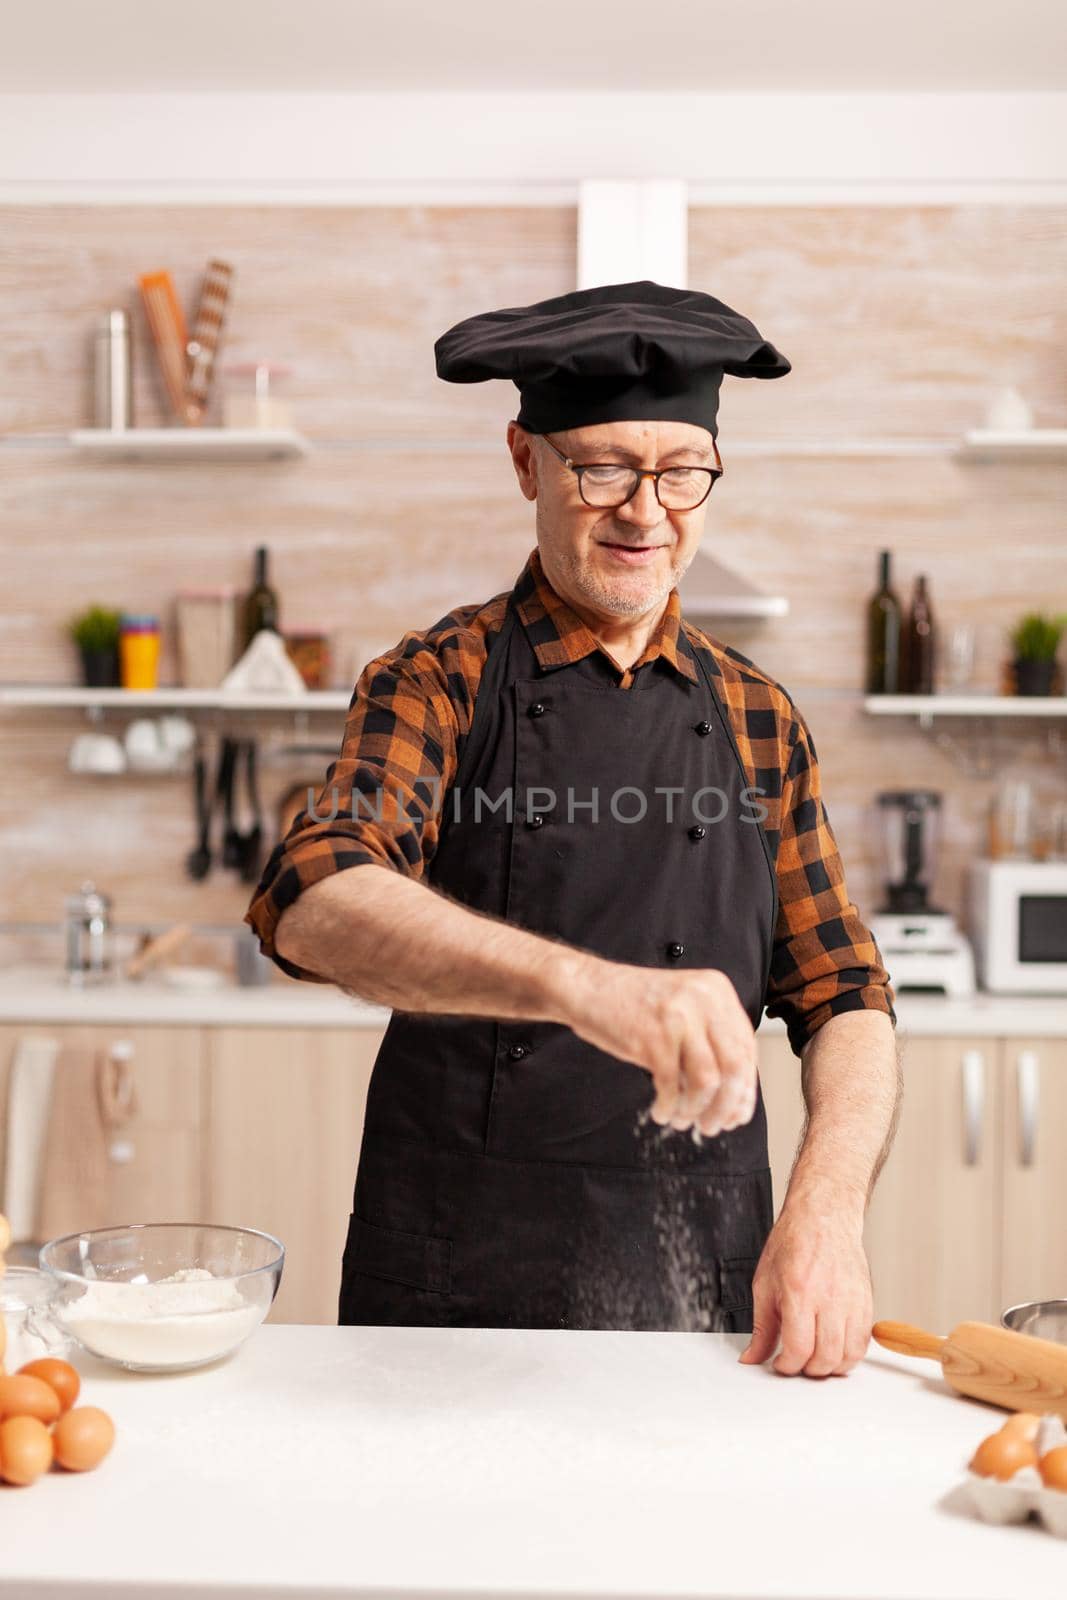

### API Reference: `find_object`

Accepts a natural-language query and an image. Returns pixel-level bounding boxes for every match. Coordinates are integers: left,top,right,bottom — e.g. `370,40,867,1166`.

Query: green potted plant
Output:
68,604,122,688
1009,611,1066,697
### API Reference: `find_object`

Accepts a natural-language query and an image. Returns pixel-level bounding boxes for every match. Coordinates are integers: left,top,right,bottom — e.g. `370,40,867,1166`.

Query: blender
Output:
869,790,975,996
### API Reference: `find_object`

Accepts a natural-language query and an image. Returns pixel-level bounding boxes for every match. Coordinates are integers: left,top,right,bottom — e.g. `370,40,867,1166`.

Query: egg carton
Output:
961,1414,1067,1538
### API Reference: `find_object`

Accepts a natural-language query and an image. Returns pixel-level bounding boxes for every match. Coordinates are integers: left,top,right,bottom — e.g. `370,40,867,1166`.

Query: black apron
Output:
338,593,777,1331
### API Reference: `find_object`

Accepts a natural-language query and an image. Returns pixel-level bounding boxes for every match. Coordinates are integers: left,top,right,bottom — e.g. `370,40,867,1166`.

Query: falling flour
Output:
59,1267,264,1367
637,1109,728,1333
562,1109,737,1331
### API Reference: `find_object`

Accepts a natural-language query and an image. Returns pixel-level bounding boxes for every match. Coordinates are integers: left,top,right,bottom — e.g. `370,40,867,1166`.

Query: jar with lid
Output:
64,880,113,985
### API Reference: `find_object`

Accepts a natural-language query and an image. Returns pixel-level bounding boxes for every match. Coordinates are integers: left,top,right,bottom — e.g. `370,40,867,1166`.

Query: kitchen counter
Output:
3,1324,1064,1600
0,963,1064,1035
0,963,390,1028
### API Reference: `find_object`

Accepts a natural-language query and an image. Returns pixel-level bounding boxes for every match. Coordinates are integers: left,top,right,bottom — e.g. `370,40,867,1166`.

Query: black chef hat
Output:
434,279,790,439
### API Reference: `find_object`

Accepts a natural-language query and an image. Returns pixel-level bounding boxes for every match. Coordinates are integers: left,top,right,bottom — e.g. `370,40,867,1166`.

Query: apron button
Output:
507,1043,529,1060
528,701,547,717
688,824,706,841
526,813,545,829
666,941,685,960
694,719,713,736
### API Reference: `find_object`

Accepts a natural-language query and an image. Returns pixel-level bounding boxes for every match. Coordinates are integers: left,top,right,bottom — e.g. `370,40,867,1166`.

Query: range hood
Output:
680,549,789,621
576,181,789,625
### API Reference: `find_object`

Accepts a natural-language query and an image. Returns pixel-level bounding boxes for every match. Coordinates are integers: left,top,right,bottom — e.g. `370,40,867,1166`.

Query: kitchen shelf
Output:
956,429,1067,462
864,693,1067,775
864,694,1067,723
0,430,1062,461
0,685,350,713
67,428,310,461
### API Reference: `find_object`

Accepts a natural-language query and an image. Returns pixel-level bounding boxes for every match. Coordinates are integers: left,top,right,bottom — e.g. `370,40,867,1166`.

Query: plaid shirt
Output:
245,547,895,1054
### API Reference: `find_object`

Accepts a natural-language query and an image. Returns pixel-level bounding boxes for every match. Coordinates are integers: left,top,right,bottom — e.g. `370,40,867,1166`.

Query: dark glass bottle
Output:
240,546,279,652
865,549,902,693
904,574,936,694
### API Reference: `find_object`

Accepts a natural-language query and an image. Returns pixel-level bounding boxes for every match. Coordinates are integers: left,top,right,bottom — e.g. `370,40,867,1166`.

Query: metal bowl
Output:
1002,1299,1067,1342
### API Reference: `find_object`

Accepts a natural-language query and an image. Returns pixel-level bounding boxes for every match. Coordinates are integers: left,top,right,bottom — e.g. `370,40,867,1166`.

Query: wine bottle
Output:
865,549,902,693
240,546,280,652
904,574,936,694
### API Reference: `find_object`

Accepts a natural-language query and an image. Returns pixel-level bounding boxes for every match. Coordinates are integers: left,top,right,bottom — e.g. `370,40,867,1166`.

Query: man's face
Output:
507,419,716,622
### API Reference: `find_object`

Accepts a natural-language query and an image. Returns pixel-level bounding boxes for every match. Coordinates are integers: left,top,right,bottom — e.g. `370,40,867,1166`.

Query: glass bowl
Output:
1,1266,74,1368
38,1222,284,1372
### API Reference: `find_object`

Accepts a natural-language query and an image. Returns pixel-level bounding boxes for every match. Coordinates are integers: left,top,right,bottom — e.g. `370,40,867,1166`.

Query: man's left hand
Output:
737,1191,872,1377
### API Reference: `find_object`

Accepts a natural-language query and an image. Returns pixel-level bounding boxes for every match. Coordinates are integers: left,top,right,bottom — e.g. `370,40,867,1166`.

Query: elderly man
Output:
245,281,899,1376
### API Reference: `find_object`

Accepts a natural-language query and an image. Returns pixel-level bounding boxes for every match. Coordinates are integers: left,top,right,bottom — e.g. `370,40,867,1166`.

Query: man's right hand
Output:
554,956,759,1137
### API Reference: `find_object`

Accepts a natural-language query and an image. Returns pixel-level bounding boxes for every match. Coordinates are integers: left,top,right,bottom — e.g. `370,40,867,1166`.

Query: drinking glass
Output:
943,623,977,693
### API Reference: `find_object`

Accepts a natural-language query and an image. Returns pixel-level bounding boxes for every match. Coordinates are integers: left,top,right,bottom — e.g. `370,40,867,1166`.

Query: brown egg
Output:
0,1374,61,1425
16,1359,80,1414
1039,1445,1067,1492
0,1415,54,1485
52,1406,115,1473
1000,1411,1041,1442
970,1429,1039,1480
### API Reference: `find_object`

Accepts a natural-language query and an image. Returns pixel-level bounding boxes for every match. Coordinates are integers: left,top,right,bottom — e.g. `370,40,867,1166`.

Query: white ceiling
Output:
4,0,1067,92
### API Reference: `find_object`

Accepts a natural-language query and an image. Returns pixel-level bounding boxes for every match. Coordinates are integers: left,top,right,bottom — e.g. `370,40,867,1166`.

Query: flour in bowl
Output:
59,1267,265,1367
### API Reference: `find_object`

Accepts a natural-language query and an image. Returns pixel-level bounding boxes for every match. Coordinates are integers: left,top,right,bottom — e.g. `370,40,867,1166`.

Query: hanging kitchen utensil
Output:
873,1318,1067,1421
220,736,243,870
237,738,264,883
185,751,212,881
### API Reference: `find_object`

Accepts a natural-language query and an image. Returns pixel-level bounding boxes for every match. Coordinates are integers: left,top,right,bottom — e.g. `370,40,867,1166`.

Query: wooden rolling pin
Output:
874,1319,1067,1420
124,922,192,981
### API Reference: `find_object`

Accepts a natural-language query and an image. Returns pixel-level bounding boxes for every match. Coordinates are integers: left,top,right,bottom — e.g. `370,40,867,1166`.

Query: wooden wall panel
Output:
1,203,1064,946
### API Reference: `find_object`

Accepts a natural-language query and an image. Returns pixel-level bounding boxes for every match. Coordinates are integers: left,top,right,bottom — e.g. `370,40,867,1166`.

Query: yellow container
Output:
119,615,161,690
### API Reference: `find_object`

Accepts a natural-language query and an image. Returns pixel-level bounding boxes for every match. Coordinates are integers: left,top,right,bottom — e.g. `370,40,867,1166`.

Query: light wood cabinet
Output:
762,1032,1001,1328
863,1037,1000,1329
1000,1037,1067,1312
757,1033,806,1220
3,1021,1066,1331
203,1026,385,1325
0,1023,204,1247
760,1028,1067,1332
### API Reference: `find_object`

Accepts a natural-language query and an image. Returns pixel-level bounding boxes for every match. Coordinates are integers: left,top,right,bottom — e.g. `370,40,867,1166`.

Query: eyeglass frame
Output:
538,431,724,510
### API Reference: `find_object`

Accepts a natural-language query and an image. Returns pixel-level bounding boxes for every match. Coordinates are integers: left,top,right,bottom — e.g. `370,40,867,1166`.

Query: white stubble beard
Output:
540,508,696,620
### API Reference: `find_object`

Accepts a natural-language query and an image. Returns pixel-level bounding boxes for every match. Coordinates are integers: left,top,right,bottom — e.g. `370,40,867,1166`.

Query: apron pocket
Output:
344,1214,453,1295
718,1255,759,1312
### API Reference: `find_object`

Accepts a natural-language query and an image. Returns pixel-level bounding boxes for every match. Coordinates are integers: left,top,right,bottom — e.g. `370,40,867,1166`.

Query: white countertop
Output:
0,964,390,1028
3,1324,1065,1600
0,963,1064,1036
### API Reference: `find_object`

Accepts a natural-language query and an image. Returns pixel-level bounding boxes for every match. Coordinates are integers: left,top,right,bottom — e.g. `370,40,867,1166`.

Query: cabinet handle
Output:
95,1040,139,1165
1017,1049,1039,1169
961,1050,984,1167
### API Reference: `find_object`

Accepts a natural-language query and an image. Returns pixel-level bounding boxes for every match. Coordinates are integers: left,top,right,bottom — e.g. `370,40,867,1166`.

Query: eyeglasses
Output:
540,433,723,511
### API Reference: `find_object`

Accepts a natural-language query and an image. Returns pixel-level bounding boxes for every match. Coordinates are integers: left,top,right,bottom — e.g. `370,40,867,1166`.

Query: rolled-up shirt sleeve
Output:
764,708,896,1056
244,651,458,982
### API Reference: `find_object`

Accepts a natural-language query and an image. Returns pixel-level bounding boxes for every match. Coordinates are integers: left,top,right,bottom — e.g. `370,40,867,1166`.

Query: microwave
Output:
969,859,1067,994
